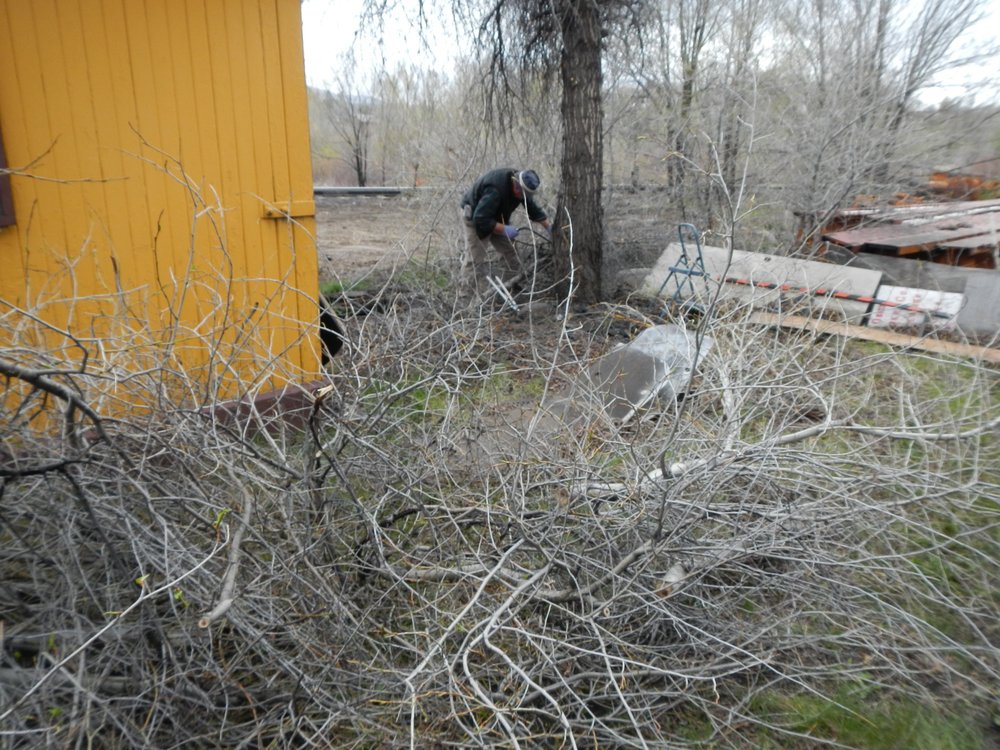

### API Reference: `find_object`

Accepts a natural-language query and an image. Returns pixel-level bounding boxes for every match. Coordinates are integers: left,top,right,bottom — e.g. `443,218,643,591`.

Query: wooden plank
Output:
238,0,293,374
182,0,222,190
3,2,74,311
277,0,321,373
80,1,139,296
191,0,252,394
165,4,205,183
313,186,405,196
98,0,150,267
748,312,1000,364
142,1,214,378
163,0,222,382
257,0,316,376
216,0,281,389
274,0,314,203
252,0,284,198
0,2,31,305
645,243,883,322
122,0,178,325
59,0,133,335
177,0,235,389
33,0,99,333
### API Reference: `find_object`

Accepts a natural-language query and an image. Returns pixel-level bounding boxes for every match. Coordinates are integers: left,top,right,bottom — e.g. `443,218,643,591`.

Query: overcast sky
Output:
300,0,460,90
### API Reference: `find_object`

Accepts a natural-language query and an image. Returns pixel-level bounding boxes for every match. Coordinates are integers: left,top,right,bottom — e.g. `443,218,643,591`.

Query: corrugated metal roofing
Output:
832,198,1000,222
822,199,1000,265
938,235,1000,250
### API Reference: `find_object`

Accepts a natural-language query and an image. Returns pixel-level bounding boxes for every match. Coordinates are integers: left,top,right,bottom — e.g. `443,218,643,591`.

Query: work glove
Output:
503,225,519,240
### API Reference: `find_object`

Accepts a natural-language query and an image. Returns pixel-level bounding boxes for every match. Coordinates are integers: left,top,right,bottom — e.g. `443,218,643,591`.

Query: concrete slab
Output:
825,249,970,292
584,324,714,421
868,286,962,332
642,243,883,322
959,272,1000,340
819,248,1000,339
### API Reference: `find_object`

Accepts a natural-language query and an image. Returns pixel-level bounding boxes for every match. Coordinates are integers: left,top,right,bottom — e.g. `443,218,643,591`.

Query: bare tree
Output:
360,0,649,305
372,65,453,187
316,53,374,186
619,0,760,230
549,0,610,304
600,0,996,259
768,0,993,236
710,0,767,215
664,0,717,206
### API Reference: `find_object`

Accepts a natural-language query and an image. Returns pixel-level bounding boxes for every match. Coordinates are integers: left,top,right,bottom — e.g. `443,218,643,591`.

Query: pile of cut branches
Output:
2,276,998,747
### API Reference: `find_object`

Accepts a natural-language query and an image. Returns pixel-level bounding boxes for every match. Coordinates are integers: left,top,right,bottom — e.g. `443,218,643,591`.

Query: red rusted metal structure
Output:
819,199,1000,269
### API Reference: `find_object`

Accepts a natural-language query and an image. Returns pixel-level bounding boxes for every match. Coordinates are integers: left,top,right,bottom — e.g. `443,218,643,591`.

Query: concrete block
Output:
584,324,713,421
958,272,1000,340
868,286,963,331
643,243,883,322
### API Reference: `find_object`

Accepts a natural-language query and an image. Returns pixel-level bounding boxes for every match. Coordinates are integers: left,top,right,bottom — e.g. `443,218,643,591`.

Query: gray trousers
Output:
461,206,522,292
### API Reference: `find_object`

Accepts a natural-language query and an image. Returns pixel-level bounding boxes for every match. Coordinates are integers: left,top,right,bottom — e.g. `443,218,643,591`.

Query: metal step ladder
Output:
656,223,709,312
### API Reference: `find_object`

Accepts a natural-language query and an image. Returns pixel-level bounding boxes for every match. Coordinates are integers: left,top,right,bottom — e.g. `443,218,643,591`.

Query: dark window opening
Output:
0,127,15,228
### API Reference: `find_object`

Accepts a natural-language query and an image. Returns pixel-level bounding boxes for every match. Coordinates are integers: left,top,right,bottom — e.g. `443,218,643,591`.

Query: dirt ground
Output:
312,188,669,294
313,192,455,286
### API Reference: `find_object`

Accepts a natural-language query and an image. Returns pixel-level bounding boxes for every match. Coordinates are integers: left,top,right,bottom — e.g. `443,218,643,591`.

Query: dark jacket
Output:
461,168,548,239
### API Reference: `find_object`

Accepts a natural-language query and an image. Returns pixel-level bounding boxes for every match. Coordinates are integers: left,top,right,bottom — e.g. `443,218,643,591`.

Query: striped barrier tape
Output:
722,277,955,319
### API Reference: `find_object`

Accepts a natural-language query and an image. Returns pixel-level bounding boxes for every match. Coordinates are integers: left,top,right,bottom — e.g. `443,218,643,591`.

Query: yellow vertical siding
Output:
0,0,320,412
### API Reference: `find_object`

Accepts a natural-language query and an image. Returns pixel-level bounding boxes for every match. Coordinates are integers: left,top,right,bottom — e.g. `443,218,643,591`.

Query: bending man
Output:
460,167,553,292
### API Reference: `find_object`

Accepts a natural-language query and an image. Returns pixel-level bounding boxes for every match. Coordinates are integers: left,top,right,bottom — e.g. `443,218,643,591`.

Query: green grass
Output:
391,265,451,291
320,262,450,306
314,314,999,747
695,338,999,748
748,685,991,750
320,278,366,297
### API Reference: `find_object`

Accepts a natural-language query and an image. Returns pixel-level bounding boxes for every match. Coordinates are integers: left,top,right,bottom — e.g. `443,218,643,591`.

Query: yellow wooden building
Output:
0,0,321,419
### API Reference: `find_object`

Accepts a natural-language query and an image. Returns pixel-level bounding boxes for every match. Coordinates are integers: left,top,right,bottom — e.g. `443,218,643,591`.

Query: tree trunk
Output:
352,115,369,187
553,0,605,304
